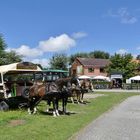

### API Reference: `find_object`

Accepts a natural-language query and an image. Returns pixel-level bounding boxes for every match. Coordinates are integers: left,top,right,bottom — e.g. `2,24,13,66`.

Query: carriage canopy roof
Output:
0,62,42,74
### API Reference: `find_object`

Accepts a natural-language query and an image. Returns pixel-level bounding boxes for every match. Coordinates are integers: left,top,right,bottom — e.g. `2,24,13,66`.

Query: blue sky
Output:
0,0,140,67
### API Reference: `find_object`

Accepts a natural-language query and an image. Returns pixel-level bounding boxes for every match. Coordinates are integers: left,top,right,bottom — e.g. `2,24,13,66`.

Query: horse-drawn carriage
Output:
0,62,42,111
0,62,91,116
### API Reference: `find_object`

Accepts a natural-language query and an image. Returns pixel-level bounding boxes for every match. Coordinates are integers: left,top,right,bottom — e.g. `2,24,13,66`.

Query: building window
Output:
88,68,94,73
77,66,83,74
100,68,105,73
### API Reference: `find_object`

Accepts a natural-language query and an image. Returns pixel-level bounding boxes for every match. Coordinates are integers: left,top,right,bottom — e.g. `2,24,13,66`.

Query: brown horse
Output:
24,81,64,116
24,77,89,115
41,77,80,114
23,81,46,114
55,76,83,104
43,82,61,116
55,77,93,104
43,80,71,115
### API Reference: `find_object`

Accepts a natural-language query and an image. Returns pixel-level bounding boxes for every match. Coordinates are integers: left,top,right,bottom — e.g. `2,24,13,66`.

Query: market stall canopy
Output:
78,75,91,79
0,62,42,74
129,75,140,81
92,75,111,81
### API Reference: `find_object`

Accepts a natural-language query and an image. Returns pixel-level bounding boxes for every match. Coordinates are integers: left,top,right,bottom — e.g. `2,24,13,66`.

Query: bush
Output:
123,83,140,90
92,81,111,89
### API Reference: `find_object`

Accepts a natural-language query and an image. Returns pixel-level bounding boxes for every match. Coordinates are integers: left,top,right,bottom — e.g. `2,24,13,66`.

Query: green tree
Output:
0,34,7,50
0,34,23,65
49,53,68,70
89,50,110,59
0,34,7,64
107,53,137,81
69,51,110,65
69,52,88,65
4,51,22,64
135,62,140,75
136,54,140,60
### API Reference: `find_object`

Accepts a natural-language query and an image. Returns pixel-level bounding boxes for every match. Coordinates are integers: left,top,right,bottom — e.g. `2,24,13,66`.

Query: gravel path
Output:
73,95,140,140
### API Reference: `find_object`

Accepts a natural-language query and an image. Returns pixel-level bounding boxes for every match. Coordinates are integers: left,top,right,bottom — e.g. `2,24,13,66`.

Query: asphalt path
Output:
73,95,140,140
94,89,140,93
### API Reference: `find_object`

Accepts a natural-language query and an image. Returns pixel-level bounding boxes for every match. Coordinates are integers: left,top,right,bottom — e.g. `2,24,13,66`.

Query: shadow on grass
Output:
38,109,77,116
67,100,90,104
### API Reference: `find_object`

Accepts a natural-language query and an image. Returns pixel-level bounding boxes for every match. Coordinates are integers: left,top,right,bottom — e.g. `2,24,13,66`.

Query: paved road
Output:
73,95,140,140
94,89,140,93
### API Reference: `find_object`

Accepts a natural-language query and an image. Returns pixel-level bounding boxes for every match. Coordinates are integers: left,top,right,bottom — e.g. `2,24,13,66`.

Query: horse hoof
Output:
33,112,37,114
55,110,60,116
62,112,66,115
45,109,49,112
28,111,32,115
53,112,57,117
28,108,32,115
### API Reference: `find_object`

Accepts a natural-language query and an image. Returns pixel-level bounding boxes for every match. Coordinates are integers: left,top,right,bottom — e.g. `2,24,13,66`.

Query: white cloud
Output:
116,49,127,55
118,8,137,24
6,33,77,67
72,32,88,39
39,34,76,52
5,48,12,52
8,34,76,58
14,45,43,58
107,8,138,24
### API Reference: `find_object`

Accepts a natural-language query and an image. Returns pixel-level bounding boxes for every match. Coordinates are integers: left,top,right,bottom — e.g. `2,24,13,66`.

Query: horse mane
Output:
55,76,79,90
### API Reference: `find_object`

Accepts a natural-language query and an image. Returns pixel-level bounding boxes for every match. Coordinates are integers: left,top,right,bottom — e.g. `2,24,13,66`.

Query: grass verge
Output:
0,92,139,140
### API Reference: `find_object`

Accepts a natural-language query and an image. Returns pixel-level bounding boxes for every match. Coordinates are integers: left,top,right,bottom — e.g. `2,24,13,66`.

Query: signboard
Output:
126,79,131,84
111,74,122,79
17,62,37,70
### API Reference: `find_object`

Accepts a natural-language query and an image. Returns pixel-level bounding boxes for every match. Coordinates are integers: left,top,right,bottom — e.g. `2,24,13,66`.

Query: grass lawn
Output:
0,92,139,140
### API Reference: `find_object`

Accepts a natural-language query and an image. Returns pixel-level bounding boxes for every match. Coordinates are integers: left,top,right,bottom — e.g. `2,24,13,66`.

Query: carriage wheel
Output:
22,88,30,99
0,101,9,111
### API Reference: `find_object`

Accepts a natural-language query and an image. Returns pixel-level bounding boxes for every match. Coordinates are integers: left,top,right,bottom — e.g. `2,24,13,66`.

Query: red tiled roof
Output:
77,58,110,67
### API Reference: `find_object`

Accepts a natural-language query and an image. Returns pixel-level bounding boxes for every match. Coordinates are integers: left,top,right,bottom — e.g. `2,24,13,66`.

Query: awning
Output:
129,75,140,81
92,75,111,81
78,75,91,79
